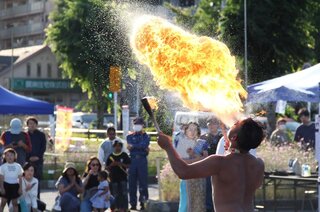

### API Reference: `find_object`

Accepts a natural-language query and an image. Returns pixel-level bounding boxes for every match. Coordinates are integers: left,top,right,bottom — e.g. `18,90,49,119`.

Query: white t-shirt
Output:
0,162,23,184
22,177,38,208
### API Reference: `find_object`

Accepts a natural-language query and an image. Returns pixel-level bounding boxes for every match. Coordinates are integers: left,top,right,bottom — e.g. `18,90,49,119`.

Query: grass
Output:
43,141,167,180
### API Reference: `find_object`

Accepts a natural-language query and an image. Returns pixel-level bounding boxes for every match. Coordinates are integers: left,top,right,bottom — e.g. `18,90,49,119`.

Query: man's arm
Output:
40,132,47,156
19,133,32,152
158,133,223,179
293,127,301,142
0,132,14,149
0,132,6,146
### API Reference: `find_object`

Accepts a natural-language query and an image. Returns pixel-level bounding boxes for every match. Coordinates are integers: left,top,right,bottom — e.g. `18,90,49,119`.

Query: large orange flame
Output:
131,16,247,126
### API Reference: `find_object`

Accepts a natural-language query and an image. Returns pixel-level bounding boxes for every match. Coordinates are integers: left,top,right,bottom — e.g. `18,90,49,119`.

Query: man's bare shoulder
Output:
256,157,265,169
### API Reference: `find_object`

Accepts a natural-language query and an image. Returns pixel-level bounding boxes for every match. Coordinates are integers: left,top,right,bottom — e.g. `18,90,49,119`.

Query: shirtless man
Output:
158,118,265,212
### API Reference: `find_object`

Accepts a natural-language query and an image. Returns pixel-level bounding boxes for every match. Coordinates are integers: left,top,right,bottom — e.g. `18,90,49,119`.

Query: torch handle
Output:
150,113,161,133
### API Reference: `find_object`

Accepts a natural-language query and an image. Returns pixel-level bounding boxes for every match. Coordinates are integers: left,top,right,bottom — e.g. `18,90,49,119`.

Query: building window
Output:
47,63,52,78
37,63,41,77
58,68,62,78
26,63,31,77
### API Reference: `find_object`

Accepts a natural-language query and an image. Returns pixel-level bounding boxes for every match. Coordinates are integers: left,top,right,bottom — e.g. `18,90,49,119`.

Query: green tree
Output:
168,0,319,84
46,0,132,128
220,0,318,83
138,66,174,135
166,0,222,36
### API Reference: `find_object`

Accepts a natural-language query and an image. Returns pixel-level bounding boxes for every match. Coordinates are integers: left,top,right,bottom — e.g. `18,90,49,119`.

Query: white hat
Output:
10,118,22,134
62,162,77,174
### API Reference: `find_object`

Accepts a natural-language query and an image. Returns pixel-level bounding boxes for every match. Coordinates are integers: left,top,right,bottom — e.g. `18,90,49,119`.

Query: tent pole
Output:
317,83,320,212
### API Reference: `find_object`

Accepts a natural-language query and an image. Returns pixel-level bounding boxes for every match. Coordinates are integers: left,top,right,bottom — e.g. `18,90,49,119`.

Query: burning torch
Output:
141,96,161,133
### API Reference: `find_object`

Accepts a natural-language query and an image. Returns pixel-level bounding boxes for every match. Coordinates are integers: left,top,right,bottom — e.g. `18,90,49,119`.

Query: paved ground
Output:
3,185,316,211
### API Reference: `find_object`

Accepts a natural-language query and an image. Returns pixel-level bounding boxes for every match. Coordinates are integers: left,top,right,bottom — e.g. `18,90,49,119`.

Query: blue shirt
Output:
294,123,316,148
193,139,208,156
55,176,82,197
127,132,150,157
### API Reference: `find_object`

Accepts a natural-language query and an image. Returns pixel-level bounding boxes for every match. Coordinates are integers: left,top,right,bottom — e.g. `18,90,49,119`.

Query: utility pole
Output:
244,0,248,88
10,27,14,91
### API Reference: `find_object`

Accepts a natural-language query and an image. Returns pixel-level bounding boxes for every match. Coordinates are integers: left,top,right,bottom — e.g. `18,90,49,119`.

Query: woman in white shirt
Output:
21,163,38,212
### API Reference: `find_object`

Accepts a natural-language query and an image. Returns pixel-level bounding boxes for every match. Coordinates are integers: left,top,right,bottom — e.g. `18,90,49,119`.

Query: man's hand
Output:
18,188,22,195
17,140,24,147
127,144,132,151
29,156,39,162
26,183,32,191
157,132,172,150
70,175,76,186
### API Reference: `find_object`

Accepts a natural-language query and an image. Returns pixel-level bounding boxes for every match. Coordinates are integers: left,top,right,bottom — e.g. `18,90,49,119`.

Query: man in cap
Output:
270,118,290,146
0,118,32,166
127,117,150,211
200,117,222,212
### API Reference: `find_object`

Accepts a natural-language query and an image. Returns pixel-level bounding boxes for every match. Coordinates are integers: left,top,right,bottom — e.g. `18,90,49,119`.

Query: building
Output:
0,0,54,49
0,44,87,107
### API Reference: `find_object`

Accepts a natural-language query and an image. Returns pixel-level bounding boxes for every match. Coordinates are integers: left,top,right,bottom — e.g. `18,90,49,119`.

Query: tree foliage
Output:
137,65,174,135
46,0,132,127
166,0,222,36
168,0,320,84
221,0,318,83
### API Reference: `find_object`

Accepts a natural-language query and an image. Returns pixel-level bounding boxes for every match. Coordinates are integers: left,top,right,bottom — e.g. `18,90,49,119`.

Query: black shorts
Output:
110,181,128,209
1,182,20,200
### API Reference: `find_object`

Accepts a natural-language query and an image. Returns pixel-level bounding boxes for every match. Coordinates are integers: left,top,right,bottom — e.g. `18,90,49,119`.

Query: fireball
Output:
131,16,247,126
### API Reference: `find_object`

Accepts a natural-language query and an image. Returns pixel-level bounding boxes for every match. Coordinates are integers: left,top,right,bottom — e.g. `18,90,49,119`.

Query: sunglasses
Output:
90,163,100,167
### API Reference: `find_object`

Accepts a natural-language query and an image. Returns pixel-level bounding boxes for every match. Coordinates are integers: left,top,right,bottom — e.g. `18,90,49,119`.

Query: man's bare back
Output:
157,118,265,212
212,153,264,212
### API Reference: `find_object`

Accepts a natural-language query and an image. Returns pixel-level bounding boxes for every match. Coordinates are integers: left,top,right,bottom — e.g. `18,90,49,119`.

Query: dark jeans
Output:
60,192,80,212
110,181,128,209
129,156,148,207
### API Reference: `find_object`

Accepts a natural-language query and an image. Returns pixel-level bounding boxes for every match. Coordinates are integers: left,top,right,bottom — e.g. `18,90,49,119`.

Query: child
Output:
0,148,23,212
106,140,131,212
22,163,38,212
90,170,111,212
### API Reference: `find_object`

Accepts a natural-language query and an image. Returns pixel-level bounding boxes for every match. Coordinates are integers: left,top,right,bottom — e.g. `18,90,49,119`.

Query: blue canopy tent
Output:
0,86,54,114
247,64,320,209
247,63,320,103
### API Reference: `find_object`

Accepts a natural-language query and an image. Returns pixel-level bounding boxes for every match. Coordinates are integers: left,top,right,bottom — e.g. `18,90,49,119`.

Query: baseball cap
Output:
133,117,144,125
10,118,22,134
207,117,219,125
113,139,123,147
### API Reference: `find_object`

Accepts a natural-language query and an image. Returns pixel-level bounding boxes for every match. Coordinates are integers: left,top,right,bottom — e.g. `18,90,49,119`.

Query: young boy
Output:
158,118,265,212
106,140,131,212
